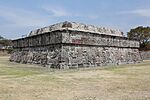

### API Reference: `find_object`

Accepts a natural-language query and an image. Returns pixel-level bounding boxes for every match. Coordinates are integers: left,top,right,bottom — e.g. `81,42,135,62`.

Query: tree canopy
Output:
0,35,4,40
127,26,150,49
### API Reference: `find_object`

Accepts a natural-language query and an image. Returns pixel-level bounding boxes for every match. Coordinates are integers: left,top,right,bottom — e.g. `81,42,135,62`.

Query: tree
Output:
0,35,12,46
0,39,12,46
127,26,150,48
0,35,4,40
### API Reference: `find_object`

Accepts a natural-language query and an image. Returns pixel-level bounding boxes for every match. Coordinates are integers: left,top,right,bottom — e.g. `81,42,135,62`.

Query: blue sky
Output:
0,0,150,39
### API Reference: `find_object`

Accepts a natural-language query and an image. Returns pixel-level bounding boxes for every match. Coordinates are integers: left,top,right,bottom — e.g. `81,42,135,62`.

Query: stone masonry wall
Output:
140,51,150,60
62,30,139,48
13,31,62,48
10,45,62,68
10,29,142,69
60,46,141,69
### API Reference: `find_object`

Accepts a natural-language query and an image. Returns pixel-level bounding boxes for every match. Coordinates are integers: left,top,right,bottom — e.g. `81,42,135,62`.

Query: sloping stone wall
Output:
60,46,141,69
10,45,141,69
10,45,62,68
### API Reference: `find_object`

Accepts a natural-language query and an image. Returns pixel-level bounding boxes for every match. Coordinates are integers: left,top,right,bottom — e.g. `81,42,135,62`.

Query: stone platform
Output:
10,21,142,69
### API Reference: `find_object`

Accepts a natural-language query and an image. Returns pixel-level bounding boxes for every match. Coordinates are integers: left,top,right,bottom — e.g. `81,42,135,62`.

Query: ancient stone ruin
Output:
10,21,142,69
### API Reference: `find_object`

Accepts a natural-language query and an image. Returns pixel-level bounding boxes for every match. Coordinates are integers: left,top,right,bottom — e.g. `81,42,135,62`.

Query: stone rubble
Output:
29,21,123,37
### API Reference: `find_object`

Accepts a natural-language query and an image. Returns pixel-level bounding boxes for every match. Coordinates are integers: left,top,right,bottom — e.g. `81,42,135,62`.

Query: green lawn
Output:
0,56,150,100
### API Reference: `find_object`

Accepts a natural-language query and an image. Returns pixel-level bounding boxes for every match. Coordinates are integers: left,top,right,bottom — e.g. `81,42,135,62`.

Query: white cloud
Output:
0,6,52,28
42,5,99,19
131,9,150,17
0,5,99,39
118,9,150,18
0,6,56,39
42,6,70,17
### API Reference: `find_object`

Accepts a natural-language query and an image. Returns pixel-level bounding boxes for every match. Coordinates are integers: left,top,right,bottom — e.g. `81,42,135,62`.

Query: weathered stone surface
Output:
140,51,150,60
10,22,142,69
29,21,123,37
61,46,141,68
10,45,141,69
62,30,139,48
10,45,61,68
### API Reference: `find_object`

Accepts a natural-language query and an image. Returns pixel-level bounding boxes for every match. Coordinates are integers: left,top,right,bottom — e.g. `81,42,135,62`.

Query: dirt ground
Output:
0,56,150,100
0,50,9,56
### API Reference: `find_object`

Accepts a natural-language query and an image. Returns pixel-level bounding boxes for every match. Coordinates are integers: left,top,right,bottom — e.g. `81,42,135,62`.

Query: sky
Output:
0,0,150,39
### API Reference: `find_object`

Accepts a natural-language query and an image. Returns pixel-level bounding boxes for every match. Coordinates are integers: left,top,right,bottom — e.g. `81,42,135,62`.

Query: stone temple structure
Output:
10,21,142,69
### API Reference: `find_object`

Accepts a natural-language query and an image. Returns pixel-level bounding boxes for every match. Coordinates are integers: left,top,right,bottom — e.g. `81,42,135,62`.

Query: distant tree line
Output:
127,26,150,51
0,35,4,40
0,35,12,46
0,35,12,54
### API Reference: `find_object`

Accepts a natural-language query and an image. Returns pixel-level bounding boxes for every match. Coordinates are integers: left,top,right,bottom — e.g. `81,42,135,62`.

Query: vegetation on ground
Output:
0,56,150,100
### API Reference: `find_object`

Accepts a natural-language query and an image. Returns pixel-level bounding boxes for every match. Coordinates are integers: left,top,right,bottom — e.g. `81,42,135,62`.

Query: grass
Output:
0,56,150,100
